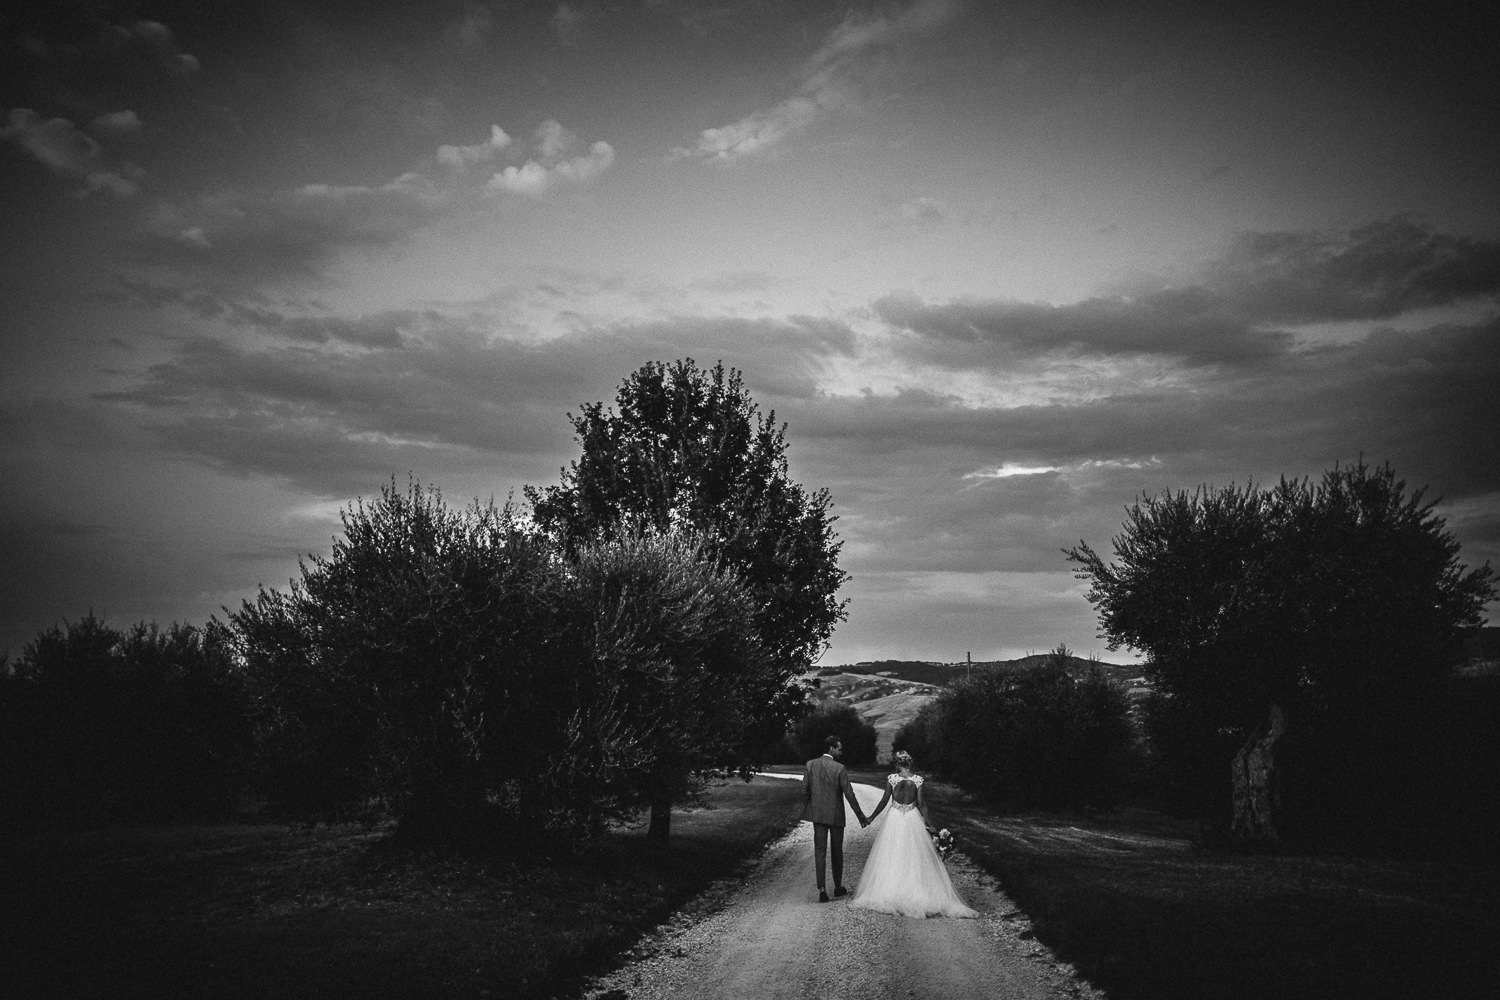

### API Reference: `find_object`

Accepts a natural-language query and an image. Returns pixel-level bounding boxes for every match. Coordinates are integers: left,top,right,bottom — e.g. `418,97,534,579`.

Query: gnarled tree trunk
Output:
1231,702,1286,845
647,792,672,840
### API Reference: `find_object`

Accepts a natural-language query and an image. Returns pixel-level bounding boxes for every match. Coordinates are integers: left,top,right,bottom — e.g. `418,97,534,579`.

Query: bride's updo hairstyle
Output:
893,750,913,767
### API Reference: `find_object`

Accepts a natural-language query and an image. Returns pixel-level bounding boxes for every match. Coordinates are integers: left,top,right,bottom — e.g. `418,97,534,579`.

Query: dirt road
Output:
583,778,1105,1000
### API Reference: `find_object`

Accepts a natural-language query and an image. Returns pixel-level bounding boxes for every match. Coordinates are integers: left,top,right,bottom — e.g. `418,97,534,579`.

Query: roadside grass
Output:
0,776,805,1000
925,781,1500,1000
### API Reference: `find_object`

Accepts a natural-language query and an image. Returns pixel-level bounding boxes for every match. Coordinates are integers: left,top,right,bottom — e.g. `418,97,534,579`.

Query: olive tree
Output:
1067,461,1494,843
228,479,564,840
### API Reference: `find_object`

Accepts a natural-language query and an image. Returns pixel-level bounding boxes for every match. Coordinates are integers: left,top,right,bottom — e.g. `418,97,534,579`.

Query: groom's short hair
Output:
825,735,842,752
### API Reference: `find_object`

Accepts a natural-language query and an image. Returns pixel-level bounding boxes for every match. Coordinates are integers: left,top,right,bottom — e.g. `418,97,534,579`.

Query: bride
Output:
851,750,978,919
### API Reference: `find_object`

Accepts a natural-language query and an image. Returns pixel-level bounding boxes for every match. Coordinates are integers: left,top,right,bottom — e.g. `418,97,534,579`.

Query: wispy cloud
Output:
882,195,949,228
670,0,958,163
135,120,613,281
88,110,144,137
0,108,143,197
875,289,1291,367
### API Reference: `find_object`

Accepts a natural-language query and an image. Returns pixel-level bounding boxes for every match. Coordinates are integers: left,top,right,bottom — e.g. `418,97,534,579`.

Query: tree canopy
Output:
1066,460,1496,840
227,480,562,838
526,359,849,750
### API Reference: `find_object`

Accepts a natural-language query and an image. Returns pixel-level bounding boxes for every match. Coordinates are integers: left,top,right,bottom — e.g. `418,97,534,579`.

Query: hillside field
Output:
808,654,1145,760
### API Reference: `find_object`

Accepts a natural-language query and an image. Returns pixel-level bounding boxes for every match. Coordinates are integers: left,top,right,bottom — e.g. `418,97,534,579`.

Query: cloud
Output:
1200,216,1500,323
875,288,1291,367
88,109,144,137
884,196,949,227
0,108,143,197
487,121,615,196
876,218,1500,371
115,20,201,79
671,97,823,164
93,308,856,496
435,125,512,169
136,120,612,279
0,13,199,123
671,0,958,163
138,179,445,280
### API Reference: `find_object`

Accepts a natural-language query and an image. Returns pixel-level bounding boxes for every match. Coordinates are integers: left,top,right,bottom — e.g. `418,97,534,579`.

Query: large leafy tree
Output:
555,530,765,839
1067,461,1495,842
526,360,849,812
228,479,565,840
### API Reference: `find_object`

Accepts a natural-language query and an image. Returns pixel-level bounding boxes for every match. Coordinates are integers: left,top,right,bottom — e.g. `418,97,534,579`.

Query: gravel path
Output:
583,779,1106,1000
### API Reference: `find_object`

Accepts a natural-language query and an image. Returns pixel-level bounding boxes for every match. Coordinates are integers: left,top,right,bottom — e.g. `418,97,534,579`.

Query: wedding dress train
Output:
850,775,977,919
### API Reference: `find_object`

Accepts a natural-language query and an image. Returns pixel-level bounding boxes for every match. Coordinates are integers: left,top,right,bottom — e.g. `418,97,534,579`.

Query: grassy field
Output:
0,777,806,1000
919,778,1500,1000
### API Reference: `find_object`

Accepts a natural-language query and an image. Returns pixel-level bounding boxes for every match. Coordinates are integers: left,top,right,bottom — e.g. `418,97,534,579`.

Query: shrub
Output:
785,702,878,767
0,615,254,830
895,646,1139,810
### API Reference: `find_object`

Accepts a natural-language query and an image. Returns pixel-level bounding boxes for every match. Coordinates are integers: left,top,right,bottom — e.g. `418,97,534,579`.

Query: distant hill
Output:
823,654,1142,688
801,669,944,760
805,653,1148,760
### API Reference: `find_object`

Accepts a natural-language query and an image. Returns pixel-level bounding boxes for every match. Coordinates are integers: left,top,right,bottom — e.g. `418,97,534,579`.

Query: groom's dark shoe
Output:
833,886,848,898
818,890,830,903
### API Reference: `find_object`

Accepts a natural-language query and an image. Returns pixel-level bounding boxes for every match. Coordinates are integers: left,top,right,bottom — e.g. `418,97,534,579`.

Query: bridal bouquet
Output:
934,828,954,860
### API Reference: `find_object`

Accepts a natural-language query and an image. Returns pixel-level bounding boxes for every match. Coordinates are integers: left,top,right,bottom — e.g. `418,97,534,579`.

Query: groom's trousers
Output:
812,821,845,890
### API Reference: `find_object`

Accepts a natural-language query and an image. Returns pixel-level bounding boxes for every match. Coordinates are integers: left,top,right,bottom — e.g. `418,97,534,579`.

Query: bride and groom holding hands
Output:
802,736,977,919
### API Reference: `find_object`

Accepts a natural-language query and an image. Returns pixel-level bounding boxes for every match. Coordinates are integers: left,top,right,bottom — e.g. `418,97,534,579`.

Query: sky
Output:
2,0,1498,665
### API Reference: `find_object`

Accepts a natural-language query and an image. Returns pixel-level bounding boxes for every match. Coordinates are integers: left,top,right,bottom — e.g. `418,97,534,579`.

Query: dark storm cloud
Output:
92,310,858,496
93,334,557,494
1201,216,1500,323
878,218,1500,371
875,289,1292,367
132,183,454,283
0,106,143,196
111,279,416,347
0,6,199,117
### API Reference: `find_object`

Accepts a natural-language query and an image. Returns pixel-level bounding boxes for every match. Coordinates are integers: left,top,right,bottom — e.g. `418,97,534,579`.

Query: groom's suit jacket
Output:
803,754,860,827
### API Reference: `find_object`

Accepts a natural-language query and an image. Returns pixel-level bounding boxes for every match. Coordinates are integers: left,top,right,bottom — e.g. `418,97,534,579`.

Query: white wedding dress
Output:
850,774,978,919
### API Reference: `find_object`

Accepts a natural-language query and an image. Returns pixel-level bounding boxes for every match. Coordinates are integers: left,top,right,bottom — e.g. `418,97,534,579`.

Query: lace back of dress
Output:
890,772,922,810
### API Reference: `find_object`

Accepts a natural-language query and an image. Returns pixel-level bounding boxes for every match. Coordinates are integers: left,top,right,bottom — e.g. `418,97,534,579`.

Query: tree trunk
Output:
1231,702,1287,845
647,793,672,840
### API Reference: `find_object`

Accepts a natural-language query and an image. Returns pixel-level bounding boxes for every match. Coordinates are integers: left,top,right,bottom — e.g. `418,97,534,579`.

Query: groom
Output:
803,735,869,903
